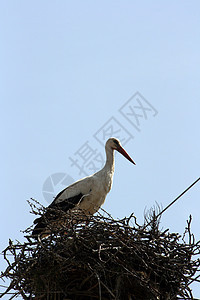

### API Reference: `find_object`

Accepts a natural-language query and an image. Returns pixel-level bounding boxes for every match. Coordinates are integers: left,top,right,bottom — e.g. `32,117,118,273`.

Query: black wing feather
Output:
32,192,84,237
49,192,84,211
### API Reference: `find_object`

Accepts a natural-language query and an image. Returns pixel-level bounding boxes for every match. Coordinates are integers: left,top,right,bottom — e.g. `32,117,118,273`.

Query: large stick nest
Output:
1,200,200,299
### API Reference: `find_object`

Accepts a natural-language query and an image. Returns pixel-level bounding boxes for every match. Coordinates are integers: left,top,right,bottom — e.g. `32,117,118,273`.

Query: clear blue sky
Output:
1,1,200,297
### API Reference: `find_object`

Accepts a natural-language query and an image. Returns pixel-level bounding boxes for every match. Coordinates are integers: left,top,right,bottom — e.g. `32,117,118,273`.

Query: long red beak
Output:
117,146,136,165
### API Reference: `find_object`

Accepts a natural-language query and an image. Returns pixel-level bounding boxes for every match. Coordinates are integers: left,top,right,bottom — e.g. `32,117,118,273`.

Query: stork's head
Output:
106,138,136,165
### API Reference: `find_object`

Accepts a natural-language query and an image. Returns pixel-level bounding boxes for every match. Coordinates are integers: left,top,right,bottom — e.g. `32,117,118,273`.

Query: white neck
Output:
104,146,115,174
95,146,115,194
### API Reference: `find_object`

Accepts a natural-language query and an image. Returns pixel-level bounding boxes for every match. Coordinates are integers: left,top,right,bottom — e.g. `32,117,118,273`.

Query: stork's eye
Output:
113,139,119,146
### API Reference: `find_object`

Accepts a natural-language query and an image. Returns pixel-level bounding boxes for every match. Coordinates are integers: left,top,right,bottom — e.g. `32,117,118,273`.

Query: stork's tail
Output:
32,216,48,238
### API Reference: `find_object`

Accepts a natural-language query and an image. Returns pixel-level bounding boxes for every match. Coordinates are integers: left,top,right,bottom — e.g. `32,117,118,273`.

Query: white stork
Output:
32,137,135,237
